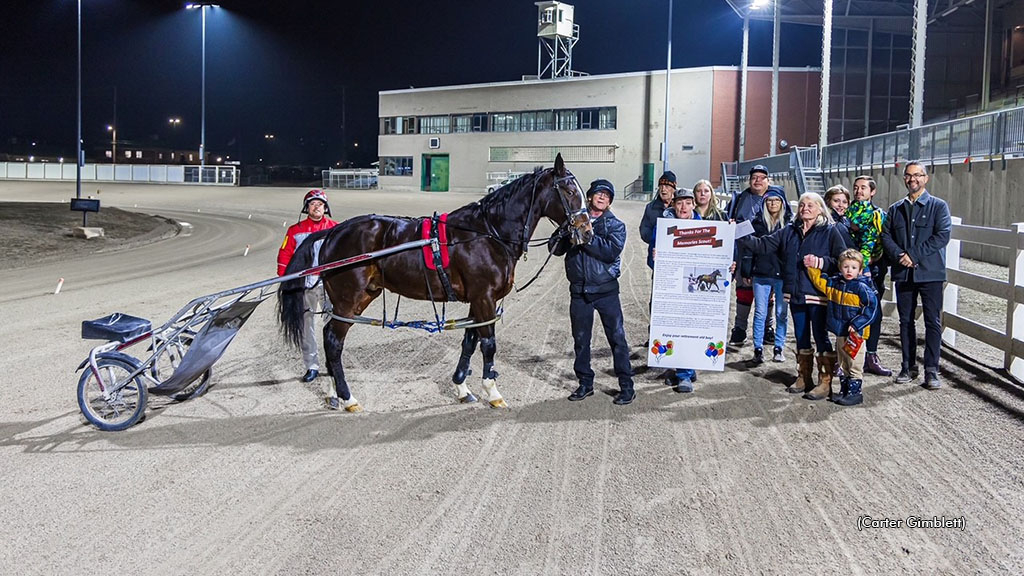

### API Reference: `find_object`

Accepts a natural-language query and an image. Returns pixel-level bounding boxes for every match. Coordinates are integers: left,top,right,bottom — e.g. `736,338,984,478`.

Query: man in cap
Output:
277,189,340,382
725,164,774,346
550,179,636,405
640,170,677,271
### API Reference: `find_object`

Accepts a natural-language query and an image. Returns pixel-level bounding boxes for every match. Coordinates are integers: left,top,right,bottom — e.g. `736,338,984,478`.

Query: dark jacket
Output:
880,191,952,283
552,209,626,296
831,210,856,250
739,220,847,305
639,197,669,269
806,268,879,337
744,189,792,279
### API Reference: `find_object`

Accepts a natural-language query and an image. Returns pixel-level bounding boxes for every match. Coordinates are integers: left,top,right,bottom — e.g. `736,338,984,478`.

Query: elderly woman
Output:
738,192,847,398
693,179,726,221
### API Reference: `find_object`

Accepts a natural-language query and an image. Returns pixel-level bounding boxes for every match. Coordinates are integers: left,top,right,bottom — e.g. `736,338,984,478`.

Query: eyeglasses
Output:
903,173,927,179
750,175,768,181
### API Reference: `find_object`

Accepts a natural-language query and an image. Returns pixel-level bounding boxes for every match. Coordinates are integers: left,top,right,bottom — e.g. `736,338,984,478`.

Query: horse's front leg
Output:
452,329,479,403
323,322,362,412
477,323,507,409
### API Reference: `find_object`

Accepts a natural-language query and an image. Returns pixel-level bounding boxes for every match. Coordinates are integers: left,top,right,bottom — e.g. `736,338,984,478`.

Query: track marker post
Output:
54,278,65,295
243,244,250,257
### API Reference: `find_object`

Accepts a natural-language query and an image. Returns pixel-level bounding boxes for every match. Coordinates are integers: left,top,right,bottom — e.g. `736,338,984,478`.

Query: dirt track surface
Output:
1,181,1023,575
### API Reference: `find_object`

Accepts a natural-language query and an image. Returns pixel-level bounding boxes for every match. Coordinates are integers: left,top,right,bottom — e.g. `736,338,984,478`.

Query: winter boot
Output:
804,351,837,400
835,378,863,406
789,349,815,394
863,352,893,377
834,377,850,402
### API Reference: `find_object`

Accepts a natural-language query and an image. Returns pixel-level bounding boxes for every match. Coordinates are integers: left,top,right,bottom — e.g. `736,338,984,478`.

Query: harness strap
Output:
430,214,458,302
324,309,502,333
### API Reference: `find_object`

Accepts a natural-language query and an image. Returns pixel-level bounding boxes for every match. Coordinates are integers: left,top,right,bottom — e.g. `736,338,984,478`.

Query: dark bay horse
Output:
278,154,593,411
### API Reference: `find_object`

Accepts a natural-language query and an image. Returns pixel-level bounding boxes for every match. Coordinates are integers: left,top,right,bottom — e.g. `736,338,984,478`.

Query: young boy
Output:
803,248,879,405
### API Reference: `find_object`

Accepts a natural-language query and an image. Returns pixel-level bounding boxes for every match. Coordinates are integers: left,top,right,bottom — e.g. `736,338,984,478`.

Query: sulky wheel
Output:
77,356,148,431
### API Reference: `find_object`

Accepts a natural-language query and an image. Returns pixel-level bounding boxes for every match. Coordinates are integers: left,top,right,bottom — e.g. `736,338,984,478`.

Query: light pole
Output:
107,125,117,165
76,0,84,225
186,2,218,177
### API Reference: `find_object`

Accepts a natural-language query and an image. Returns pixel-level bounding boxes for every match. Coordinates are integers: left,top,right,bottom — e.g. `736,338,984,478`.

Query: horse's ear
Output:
554,153,565,177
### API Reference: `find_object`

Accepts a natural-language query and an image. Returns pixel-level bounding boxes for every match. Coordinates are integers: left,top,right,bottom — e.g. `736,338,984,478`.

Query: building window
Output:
599,107,616,130
489,145,616,163
105,151,112,158
381,117,398,135
135,151,142,159
555,109,578,131
402,116,417,134
491,112,520,132
420,115,450,134
124,150,132,159
452,115,472,133
380,156,413,176
472,113,489,132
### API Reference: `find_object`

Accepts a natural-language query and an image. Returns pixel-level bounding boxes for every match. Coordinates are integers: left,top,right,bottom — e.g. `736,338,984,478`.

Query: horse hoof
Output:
325,397,341,411
488,398,508,409
345,403,363,413
459,393,478,404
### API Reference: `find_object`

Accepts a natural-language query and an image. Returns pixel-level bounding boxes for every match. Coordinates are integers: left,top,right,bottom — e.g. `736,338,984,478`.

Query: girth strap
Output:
425,213,458,302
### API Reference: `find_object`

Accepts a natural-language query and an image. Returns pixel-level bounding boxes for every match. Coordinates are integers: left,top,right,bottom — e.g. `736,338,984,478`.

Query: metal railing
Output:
322,169,378,190
821,105,1024,172
0,162,239,186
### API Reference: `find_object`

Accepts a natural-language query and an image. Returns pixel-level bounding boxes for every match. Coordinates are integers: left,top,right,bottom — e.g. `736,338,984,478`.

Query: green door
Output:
421,154,450,192
643,163,655,194
431,155,449,191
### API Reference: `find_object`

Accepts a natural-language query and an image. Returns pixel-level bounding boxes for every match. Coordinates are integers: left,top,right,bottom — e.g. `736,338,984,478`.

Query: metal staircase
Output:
720,162,744,196
792,147,826,196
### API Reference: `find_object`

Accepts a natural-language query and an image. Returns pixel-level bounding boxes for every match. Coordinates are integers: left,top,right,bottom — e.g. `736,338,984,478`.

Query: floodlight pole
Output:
662,0,673,173
187,2,217,179
77,0,86,226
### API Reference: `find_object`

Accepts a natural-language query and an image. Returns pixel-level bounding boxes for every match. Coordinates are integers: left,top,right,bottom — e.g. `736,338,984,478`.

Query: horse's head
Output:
545,154,594,245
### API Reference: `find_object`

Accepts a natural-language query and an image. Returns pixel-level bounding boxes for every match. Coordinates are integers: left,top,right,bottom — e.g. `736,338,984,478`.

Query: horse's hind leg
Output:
323,322,361,412
452,329,479,403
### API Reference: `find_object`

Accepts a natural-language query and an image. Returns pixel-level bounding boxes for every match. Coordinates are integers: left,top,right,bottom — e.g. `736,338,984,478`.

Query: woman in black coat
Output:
738,192,847,398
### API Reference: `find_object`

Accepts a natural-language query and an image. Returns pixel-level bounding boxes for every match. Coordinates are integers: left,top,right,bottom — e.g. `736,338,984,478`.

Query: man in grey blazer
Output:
881,161,952,389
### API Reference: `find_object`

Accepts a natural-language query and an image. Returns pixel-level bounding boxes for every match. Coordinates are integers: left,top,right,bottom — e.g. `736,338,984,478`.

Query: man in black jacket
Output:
881,161,952,389
726,164,772,345
551,179,635,405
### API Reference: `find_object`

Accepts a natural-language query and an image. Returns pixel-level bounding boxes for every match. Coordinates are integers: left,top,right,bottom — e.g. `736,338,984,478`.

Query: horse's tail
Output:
277,231,329,349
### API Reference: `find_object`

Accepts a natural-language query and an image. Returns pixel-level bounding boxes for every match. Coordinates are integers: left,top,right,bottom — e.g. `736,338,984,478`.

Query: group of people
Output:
280,160,952,409
554,161,951,407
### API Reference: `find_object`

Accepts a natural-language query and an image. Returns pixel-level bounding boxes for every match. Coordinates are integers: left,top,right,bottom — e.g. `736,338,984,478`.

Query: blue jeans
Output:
752,277,787,349
789,302,833,353
895,280,943,371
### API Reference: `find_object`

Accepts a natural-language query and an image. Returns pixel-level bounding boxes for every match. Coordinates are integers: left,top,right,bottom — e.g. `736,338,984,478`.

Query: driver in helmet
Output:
277,189,339,382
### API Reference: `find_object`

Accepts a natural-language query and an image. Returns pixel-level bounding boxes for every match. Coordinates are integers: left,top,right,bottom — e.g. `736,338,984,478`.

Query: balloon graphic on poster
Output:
706,340,725,365
650,339,674,362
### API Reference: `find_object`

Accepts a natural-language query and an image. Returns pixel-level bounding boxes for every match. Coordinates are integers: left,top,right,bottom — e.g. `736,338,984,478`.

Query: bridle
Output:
520,168,592,255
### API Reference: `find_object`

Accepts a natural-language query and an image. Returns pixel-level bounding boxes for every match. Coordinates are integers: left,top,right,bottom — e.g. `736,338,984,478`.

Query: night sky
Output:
1,0,821,167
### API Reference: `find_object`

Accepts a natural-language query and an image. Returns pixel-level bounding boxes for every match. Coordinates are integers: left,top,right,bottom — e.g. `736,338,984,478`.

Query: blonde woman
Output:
737,192,846,398
693,179,726,221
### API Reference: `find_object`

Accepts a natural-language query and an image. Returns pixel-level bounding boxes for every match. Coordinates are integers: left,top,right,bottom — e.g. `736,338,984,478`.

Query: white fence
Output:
0,162,239,186
879,216,1024,382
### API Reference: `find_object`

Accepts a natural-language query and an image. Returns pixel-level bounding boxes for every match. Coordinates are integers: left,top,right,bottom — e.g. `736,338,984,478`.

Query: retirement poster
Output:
647,218,736,371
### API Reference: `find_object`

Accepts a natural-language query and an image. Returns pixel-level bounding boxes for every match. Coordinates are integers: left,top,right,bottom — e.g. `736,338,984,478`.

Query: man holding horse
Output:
550,179,635,405
277,189,339,383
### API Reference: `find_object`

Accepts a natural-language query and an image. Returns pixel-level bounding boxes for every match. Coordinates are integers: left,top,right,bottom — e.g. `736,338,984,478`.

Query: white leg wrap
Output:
481,378,507,408
455,382,472,399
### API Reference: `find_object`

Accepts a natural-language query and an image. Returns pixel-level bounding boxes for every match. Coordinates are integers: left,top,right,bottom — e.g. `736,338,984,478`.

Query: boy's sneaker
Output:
772,346,785,362
747,348,764,367
674,378,694,393
728,327,746,346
